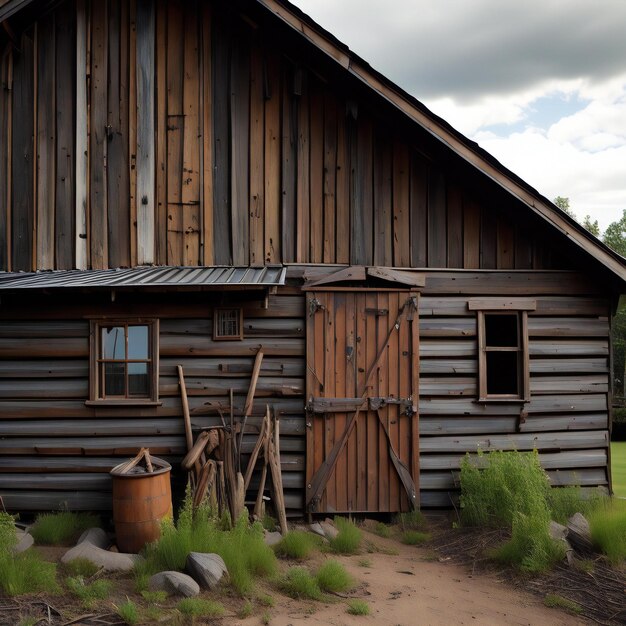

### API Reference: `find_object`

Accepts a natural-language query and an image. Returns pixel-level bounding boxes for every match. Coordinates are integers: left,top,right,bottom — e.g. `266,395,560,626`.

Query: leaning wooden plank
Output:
136,0,156,264
243,350,264,417
268,414,288,534
244,407,268,490
177,368,192,451
181,430,210,471
75,0,88,269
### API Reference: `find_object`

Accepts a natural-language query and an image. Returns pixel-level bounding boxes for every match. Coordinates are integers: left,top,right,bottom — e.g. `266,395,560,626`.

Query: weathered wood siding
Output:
0,0,579,272
0,289,306,513
418,274,611,507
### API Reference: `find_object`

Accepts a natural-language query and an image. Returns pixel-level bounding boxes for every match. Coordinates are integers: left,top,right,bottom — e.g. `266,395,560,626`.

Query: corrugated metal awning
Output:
0,266,286,290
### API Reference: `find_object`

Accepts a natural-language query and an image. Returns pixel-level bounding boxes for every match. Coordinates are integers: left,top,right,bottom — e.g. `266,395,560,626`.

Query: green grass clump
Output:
279,566,322,600
544,593,582,615
588,499,626,564
116,599,139,625
611,441,626,497
494,512,566,573
31,512,99,546
274,530,316,560
547,486,606,524
141,590,168,603
177,598,225,618
357,557,372,568
140,495,277,595
372,522,391,538
257,593,275,607
460,450,570,573
400,530,430,545
316,560,353,593
460,450,550,527
0,513,59,596
346,599,370,615
239,600,254,618
396,510,427,531
66,576,113,608
329,517,362,555
62,558,100,578
0,550,59,596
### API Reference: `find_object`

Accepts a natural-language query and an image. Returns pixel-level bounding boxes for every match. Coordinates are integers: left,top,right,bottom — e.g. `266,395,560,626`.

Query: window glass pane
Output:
128,325,149,360
485,314,518,347
486,352,519,395
104,362,126,396
128,362,149,396
102,327,126,359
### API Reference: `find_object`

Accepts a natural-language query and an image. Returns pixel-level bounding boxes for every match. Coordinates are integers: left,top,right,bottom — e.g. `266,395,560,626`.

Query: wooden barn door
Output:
305,291,419,514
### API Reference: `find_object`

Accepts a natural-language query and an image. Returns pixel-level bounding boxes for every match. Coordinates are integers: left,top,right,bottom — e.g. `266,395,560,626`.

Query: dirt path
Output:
259,531,588,626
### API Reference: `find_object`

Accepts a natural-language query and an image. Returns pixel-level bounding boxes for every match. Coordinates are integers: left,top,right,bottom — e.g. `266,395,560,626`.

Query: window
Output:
214,308,243,340
471,300,534,401
88,320,159,404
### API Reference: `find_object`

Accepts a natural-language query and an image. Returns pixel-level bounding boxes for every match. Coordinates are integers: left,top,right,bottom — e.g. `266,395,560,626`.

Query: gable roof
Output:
2,0,625,286
255,0,626,286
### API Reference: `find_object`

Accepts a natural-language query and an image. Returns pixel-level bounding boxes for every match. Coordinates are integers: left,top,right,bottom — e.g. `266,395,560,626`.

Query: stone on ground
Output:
309,522,325,538
149,571,200,597
186,552,228,590
14,529,34,553
320,519,339,540
567,513,594,554
77,527,111,549
264,530,282,546
61,541,142,572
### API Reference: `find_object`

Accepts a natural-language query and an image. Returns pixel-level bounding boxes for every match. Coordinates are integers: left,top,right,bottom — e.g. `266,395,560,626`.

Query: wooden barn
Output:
0,0,625,517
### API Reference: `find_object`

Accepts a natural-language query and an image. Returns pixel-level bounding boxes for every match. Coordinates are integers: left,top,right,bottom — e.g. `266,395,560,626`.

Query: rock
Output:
149,571,199,597
567,513,594,555
264,531,283,547
309,522,325,538
320,520,339,540
61,541,142,572
549,521,568,541
14,529,34,554
186,552,228,590
77,527,111,550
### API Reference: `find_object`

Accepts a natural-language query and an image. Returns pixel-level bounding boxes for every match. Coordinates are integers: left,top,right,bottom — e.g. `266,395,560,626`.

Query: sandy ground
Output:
248,530,589,626
25,530,591,626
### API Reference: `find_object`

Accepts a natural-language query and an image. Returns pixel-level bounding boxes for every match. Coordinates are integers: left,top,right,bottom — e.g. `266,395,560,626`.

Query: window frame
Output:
470,299,535,403
213,307,243,341
87,318,160,406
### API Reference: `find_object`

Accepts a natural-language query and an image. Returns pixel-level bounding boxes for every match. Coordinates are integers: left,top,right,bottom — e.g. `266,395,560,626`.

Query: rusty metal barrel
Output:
110,455,173,554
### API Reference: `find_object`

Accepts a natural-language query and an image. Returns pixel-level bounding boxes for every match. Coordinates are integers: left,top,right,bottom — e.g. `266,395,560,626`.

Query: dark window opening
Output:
486,351,519,395
479,311,527,400
485,314,518,347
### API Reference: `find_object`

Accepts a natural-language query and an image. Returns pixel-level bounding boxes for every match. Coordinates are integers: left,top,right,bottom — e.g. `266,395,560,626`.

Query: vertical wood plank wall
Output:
0,290,306,513
0,0,572,272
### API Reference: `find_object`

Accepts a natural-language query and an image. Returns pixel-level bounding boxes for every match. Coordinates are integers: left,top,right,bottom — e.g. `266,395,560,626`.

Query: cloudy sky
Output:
290,0,626,232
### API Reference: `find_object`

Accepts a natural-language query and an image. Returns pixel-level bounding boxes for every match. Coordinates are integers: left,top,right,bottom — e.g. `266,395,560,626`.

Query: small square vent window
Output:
214,308,243,340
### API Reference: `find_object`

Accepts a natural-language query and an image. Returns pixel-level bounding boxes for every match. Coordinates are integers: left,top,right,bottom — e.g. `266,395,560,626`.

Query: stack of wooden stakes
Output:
177,351,288,534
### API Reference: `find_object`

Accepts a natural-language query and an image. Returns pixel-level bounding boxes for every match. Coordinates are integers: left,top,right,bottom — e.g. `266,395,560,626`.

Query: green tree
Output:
582,215,600,237
553,196,576,219
602,209,626,257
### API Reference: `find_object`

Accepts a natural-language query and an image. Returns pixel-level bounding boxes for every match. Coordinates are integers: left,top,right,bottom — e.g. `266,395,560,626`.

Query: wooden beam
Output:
367,267,425,287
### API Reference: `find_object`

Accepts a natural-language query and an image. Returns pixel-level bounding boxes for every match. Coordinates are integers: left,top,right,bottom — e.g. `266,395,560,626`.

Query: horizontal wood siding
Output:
0,290,305,515
419,286,611,505
0,0,589,275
